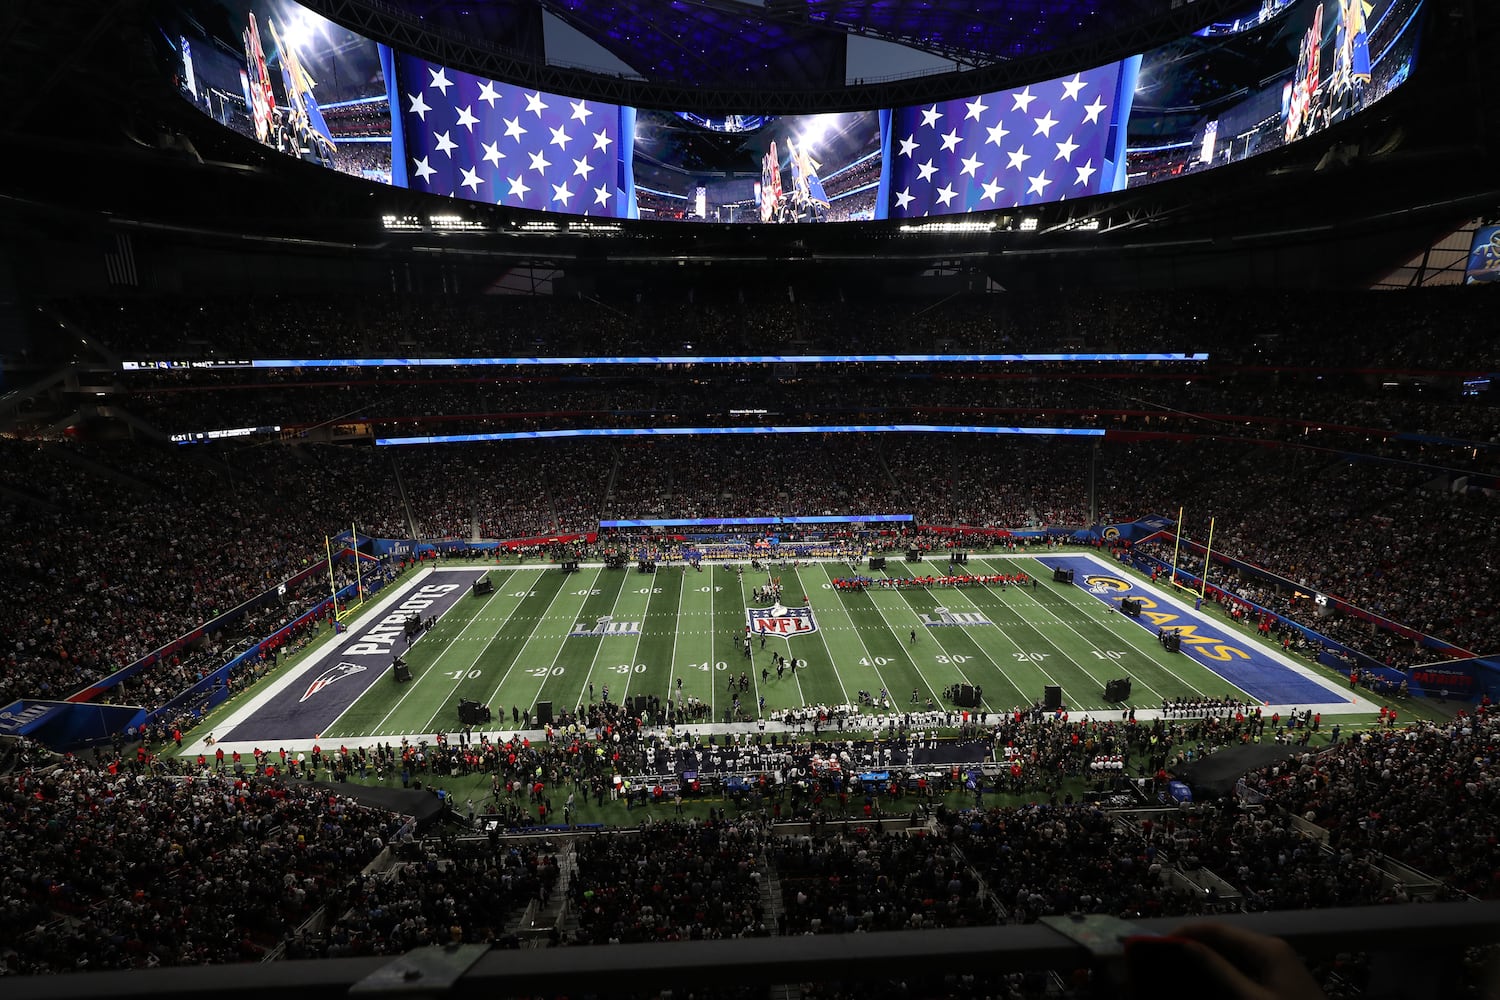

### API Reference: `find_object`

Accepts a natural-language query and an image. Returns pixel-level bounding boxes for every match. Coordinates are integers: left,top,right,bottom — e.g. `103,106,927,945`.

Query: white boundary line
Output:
188,566,472,753
1052,551,1379,715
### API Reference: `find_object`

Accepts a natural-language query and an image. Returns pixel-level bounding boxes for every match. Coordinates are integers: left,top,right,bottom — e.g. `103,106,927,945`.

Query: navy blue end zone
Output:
1042,555,1342,707
220,571,484,743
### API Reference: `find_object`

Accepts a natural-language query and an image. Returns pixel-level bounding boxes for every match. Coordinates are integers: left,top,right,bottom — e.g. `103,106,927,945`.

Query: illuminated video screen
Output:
156,0,1424,222
632,110,884,223
1467,226,1500,284
392,52,632,218
1125,0,1424,187
157,0,395,184
883,61,1136,217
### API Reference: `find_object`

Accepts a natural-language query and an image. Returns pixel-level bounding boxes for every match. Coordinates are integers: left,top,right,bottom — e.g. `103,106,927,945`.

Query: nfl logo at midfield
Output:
748,606,820,636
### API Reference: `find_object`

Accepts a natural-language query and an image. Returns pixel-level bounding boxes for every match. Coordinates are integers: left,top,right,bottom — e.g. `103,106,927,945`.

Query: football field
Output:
199,551,1372,753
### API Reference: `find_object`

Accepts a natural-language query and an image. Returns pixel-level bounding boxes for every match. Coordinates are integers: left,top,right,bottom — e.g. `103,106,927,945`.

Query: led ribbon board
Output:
122,352,1209,371
600,515,914,527
375,424,1108,446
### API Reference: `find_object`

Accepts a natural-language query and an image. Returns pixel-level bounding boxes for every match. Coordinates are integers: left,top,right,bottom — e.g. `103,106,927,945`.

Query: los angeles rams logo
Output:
300,661,367,703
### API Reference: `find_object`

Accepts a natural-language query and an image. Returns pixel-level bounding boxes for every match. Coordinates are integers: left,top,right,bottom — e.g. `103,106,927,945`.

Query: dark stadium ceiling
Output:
0,0,1495,292
392,0,1185,87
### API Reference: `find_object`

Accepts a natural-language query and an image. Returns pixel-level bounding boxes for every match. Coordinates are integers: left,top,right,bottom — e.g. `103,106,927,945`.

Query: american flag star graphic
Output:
397,54,624,217
886,62,1128,218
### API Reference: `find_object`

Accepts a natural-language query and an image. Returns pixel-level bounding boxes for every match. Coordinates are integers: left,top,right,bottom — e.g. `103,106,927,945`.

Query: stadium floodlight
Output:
1019,217,1039,231
428,214,485,231
279,6,328,53
799,113,840,148
381,215,421,231
898,220,996,234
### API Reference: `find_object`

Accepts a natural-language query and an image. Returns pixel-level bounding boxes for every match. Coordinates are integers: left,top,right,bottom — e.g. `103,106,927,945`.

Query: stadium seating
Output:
3,704,1494,975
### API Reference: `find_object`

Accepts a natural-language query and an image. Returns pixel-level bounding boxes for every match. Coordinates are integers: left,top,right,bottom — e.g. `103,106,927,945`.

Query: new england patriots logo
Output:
300,661,367,703
747,605,820,636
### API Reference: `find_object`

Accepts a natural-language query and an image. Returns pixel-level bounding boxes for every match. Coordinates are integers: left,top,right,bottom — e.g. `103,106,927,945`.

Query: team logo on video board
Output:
300,662,367,703
748,605,820,636
569,616,642,638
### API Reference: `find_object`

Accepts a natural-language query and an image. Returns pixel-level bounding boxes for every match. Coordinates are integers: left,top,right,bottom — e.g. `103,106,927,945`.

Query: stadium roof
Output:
388,0,1191,87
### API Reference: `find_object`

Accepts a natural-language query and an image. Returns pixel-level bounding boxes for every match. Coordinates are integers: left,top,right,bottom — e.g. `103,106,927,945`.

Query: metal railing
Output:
8,902,1499,1000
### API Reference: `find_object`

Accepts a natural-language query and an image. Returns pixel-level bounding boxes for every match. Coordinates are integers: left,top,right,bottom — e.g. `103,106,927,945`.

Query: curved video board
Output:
157,0,1424,223
157,0,396,185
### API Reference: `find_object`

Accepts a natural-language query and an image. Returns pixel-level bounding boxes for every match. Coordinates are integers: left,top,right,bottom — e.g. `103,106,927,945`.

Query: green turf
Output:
308,555,1357,743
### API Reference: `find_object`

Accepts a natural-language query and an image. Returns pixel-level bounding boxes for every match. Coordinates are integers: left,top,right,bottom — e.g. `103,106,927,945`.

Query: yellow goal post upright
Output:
352,522,365,609
1168,506,1185,588
1199,517,1217,599
325,533,339,618
327,525,370,625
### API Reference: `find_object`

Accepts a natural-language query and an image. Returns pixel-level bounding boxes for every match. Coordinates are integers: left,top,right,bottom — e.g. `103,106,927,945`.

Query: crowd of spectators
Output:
3,285,1498,735
47,287,1498,367
603,436,892,521
2,701,1498,977
1137,797,1397,910
1125,440,1499,659
953,802,1224,923
568,818,771,943
0,436,401,707
776,825,992,933
120,374,659,437
295,837,556,956
1236,709,1500,898
2,424,1495,711
0,759,398,974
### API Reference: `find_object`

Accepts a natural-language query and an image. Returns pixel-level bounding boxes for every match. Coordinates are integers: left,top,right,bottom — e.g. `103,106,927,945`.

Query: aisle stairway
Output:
514,841,577,942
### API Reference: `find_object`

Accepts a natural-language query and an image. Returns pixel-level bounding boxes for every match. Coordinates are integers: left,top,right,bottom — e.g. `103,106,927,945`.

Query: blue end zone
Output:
1043,555,1339,707
221,572,484,743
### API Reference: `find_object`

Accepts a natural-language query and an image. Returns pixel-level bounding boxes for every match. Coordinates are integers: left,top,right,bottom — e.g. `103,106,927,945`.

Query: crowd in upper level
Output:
39,287,1497,367
0,285,1496,710
2,428,1495,709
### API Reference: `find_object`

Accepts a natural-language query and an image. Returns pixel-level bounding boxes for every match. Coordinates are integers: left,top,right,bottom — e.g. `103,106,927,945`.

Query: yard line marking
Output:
480,567,583,719
789,565,852,708
738,566,803,706
319,567,500,740
969,556,1170,705
665,566,687,720
372,569,523,735
564,564,634,717
813,562,941,712
1001,554,1255,703
600,566,657,711
412,570,539,735
875,565,1053,711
